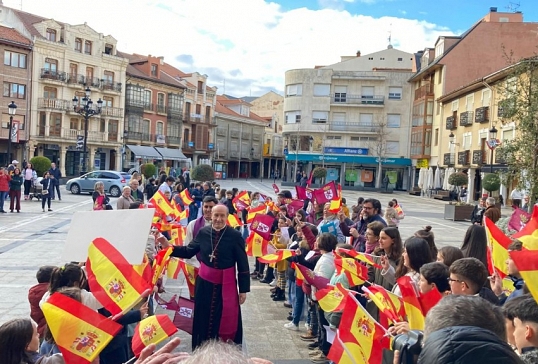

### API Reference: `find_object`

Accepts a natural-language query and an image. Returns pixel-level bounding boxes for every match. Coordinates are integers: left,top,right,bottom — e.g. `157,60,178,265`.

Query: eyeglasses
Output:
447,277,466,284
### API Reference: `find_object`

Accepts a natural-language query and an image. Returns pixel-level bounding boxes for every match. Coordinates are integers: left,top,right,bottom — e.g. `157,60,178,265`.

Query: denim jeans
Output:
287,278,295,305
292,284,305,326
242,225,249,240
0,191,6,211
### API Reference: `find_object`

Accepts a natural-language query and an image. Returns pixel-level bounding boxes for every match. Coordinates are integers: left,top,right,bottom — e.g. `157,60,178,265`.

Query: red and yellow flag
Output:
152,247,173,286
336,292,390,364
485,216,513,278
177,208,189,221
334,257,368,286
265,200,281,213
227,214,242,228
133,255,153,286
232,190,251,211
258,249,296,264
328,334,367,364
42,293,122,364
131,314,178,357
247,204,267,223
362,284,405,324
296,263,330,290
418,285,443,315
291,262,304,286
397,276,425,330
336,248,382,269
149,191,179,219
315,283,349,312
180,260,199,297
170,226,186,246
510,250,538,303
513,205,538,249
246,231,269,257
166,257,182,279
179,189,194,205
328,197,342,214
86,238,152,316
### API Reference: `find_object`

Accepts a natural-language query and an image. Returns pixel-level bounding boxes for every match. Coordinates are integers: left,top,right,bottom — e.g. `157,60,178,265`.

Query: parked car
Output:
66,170,131,197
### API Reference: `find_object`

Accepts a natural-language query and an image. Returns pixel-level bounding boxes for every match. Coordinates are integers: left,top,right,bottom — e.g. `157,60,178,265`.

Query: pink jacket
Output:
0,173,11,192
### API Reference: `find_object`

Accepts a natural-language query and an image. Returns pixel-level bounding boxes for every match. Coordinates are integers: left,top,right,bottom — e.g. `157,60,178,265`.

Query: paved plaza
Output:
0,179,495,362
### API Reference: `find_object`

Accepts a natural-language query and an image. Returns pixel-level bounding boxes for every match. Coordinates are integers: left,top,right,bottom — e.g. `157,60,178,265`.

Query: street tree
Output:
367,115,390,189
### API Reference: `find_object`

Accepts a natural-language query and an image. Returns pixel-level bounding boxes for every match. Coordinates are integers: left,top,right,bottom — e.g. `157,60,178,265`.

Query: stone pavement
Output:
0,179,477,362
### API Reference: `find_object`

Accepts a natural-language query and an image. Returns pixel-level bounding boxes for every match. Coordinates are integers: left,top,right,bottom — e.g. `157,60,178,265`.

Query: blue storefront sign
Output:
324,147,368,155
208,143,214,149
285,153,411,166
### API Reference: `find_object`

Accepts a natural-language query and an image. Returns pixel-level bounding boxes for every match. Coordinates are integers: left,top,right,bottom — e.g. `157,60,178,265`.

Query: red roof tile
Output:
0,25,31,47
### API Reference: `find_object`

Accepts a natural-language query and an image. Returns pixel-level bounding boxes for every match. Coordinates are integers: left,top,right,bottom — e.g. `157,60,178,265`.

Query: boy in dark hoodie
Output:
28,265,56,339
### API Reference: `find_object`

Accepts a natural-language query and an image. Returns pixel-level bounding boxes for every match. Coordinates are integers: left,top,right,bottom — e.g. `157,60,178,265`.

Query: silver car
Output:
66,170,131,197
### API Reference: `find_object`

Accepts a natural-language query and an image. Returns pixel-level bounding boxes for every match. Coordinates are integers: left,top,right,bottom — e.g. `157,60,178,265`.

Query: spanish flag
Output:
177,208,189,221
42,292,122,364
227,214,242,228
296,263,330,290
328,334,367,364
510,249,538,303
152,247,173,286
180,260,199,297
232,190,251,211
266,200,280,213
291,262,304,286
247,204,267,223
86,238,152,316
170,226,186,246
166,257,182,279
336,292,390,364
152,221,182,232
397,275,425,330
246,231,269,257
512,205,538,249
362,284,405,324
131,314,178,357
334,257,368,287
485,216,512,278
258,249,296,264
149,191,179,219
336,248,382,269
315,283,349,312
133,255,153,286
179,189,194,205
328,197,342,214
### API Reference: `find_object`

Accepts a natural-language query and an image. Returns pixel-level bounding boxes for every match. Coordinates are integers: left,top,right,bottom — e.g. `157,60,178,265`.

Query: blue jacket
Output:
499,276,525,305
48,167,61,185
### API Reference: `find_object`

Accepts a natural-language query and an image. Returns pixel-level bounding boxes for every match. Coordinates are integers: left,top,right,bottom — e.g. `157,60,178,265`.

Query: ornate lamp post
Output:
7,101,17,164
72,87,102,175
487,125,499,197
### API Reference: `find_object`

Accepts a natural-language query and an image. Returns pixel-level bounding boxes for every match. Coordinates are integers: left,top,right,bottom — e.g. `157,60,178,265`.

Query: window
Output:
126,85,144,107
69,63,77,76
4,51,26,68
102,96,113,107
205,105,211,123
70,118,78,130
103,71,114,84
142,119,150,137
326,136,342,140
286,84,302,97
157,93,165,106
466,95,474,111
43,87,57,99
86,67,94,82
84,41,92,55
332,112,345,123
3,82,25,99
104,43,113,55
168,93,182,112
46,28,56,42
75,38,82,52
143,90,152,109
434,128,439,146
100,119,106,133
156,121,164,136
361,86,374,99
388,87,402,100
44,58,57,72
437,68,443,84
334,86,347,102
397,57,403,61
128,114,142,132
285,111,301,124
386,141,400,154
197,81,204,94
482,89,491,107
359,113,373,125
503,128,515,141
151,64,158,77
451,100,459,111
312,111,328,124
387,114,401,127
463,133,472,151
313,84,330,96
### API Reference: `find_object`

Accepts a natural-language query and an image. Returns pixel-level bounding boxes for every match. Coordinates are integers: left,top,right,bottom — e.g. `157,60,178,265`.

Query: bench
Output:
409,187,422,196
433,190,450,200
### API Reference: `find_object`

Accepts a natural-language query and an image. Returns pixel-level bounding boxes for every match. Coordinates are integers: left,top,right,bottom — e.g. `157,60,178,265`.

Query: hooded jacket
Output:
28,282,49,336
418,326,523,364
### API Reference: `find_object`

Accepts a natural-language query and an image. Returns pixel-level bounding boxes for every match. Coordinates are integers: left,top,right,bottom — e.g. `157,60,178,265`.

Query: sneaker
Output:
48,209,53,212
269,279,276,287
308,349,322,357
284,321,298,330
310,353,328,364
286,315,293,321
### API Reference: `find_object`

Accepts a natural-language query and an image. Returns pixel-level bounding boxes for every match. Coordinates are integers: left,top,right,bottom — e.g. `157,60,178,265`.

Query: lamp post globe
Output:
6,101,17,165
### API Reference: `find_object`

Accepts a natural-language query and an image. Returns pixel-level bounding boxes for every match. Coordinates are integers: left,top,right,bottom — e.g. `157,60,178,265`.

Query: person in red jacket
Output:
27,266,56,338
0,167,11,213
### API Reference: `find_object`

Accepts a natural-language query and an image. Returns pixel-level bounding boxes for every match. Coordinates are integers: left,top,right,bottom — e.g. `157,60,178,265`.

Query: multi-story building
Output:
1,6,128,177
0,25,32,166
409,8,538,191
283,47,414,189
437,65,519,203
247,91,285,179
213,95,267,179
120,53,187,172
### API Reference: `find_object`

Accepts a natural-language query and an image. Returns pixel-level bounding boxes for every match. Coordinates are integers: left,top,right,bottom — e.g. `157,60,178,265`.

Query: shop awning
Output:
154,147,188,161
126,145,163,159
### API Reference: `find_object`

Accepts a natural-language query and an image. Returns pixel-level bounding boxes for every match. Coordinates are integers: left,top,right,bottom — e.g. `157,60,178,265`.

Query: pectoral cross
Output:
209,254,216,262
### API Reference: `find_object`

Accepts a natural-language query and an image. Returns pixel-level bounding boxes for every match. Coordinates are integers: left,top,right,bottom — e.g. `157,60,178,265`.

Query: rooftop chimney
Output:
356,50,361,57
490,7,497,12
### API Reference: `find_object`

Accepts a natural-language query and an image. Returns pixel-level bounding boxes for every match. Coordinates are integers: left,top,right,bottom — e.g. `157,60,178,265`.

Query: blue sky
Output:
3,0,536,96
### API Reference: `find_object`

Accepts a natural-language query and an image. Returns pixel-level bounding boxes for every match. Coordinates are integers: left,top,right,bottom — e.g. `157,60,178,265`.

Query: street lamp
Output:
72,87,102,175
488,125,499,177
7,101,17,165
121,129,128,171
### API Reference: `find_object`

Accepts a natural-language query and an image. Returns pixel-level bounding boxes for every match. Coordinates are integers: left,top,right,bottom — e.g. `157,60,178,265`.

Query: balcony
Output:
474,106,490,123
66,74,86,87
459,111,473,126
330,95,384,106
328,121,381,133
190,113,203,123
101,81,122,93
62,128,107,142
443,153,455,167
126,99,144,115
167,136,181,145
101,106,124,118
414,83,434,100
445,115,457,130
86,77,101,88
472,150,484,165
38,98,70,111
40,68,66,82
144,103,155,112
458,150,470,166
156,104,167,114
125,130,152,142
167,106,183,117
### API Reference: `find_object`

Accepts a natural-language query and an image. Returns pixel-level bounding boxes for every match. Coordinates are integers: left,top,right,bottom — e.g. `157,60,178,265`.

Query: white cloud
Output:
2,0,453,96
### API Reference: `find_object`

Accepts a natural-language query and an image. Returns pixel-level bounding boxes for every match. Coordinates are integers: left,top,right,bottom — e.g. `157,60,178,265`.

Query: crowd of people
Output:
1,167,538,364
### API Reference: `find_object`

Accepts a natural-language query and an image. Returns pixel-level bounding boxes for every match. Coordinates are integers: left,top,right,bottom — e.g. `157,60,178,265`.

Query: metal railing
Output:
328,121,381,133
331,95,385,105
38,98,70,111
101,107,124,118
40,69,66,81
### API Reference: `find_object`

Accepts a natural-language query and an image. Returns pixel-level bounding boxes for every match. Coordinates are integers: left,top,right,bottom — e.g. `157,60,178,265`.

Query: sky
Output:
3,0,537,97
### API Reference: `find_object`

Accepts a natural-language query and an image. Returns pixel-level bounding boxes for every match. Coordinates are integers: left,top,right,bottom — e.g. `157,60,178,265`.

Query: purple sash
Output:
198,263,239,342
193,217,206,238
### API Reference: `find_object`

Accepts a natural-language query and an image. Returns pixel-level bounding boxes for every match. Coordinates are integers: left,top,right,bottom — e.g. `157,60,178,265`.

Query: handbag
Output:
173,297,195,334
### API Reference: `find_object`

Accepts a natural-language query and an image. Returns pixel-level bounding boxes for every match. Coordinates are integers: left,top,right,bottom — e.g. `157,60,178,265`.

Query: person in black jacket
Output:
448,257,498,305
48,162,62,200
470,198,486,225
